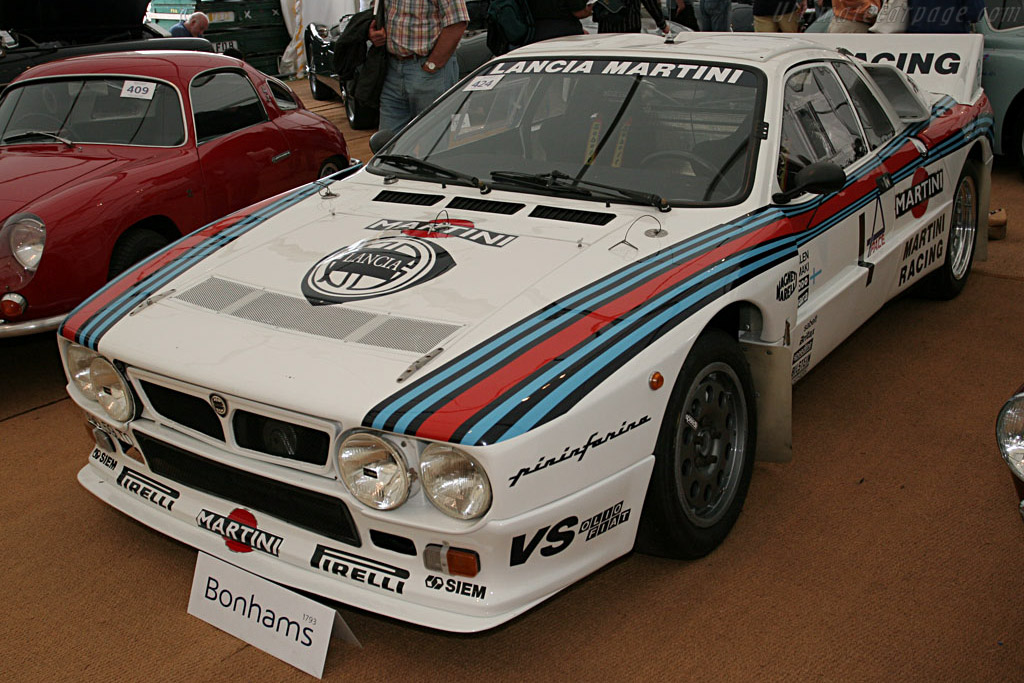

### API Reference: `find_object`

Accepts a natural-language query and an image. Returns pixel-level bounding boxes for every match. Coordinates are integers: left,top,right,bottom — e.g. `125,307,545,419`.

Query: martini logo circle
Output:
302,236,455,304
895,167,944,219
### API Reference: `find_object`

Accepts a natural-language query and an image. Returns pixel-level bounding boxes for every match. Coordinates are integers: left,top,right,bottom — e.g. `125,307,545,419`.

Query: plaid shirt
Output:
382,0,470,58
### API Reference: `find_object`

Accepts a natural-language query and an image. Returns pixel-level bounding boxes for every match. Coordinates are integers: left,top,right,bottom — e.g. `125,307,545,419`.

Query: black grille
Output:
373,190,444,205
446,197,524,214
140,381,224,441
529,205,615,225
137,432,360,547
233,410,330,467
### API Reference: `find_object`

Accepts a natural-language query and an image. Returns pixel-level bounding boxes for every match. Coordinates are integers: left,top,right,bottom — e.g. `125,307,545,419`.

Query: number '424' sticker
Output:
120,80,155,100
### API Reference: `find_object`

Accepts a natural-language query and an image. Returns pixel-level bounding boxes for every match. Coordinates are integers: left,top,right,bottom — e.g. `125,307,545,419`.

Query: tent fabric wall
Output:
280,0,361,76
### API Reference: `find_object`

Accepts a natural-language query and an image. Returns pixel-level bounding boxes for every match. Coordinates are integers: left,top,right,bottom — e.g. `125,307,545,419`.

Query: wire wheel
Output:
948,170,977,281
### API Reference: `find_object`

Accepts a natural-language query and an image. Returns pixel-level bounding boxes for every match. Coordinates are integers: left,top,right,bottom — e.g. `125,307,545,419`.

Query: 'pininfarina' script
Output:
508,415,651,488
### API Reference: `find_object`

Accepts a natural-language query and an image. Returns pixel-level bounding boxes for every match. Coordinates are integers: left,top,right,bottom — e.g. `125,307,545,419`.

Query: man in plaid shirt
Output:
369,0,470,131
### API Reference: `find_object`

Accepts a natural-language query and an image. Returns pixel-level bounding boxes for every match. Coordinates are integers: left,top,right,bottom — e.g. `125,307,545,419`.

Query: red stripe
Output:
60,213,248,342
410,168,887,442
412,218,794,441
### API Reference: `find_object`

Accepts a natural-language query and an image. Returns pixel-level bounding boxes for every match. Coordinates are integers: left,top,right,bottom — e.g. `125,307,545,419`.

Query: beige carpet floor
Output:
1,86,1022,681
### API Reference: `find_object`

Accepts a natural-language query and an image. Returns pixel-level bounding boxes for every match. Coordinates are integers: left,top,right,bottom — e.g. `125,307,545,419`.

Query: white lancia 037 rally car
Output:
60,33,993,632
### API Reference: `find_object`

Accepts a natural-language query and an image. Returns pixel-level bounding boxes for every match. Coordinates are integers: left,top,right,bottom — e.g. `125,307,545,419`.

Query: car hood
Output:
0,150,119,217
87,173,715,423
1,1,148,42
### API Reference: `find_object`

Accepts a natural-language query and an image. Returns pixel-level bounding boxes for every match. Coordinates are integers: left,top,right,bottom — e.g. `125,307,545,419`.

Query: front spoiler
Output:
78,447,653,632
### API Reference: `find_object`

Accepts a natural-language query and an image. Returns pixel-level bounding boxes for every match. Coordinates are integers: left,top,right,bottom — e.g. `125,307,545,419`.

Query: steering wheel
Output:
641,150,719,177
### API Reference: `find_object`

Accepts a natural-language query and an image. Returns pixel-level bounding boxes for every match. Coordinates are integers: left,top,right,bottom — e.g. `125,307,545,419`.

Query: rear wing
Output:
797,34,984,105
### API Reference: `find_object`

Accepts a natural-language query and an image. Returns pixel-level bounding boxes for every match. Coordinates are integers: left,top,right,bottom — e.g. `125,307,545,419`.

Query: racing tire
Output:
318,155,348,178
108,228,170,279
635,329,757,560
925,159,980,300
345,87,380,130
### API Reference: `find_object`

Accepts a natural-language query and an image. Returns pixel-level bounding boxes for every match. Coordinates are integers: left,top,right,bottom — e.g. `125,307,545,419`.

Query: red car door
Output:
190,68,297,222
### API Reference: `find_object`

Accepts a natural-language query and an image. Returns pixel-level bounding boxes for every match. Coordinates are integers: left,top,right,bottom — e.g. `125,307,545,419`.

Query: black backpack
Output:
486,0,534,56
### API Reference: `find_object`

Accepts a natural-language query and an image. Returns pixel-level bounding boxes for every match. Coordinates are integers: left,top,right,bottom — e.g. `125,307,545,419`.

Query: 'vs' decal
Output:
509,516,577,566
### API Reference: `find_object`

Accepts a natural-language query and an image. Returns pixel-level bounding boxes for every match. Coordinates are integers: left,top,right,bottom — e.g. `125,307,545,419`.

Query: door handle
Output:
272,150,292,164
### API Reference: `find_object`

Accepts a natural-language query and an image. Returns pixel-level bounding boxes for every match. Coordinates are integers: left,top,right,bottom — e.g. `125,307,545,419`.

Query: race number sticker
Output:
120,80,155,100
464,74,504,91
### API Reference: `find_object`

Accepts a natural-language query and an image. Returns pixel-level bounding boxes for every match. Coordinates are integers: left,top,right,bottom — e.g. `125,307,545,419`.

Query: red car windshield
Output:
0,77,185,147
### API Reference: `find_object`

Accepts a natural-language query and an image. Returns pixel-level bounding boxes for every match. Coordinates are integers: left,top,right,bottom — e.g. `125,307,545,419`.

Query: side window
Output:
267,80,299,111
834,62,896,150
190,70,268,143
778,67,866,190
986,0,1024,29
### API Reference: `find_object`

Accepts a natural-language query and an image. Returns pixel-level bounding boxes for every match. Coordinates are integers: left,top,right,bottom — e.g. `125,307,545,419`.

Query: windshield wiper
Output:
491,169,670,212
1,130,74,148
375,154,489,192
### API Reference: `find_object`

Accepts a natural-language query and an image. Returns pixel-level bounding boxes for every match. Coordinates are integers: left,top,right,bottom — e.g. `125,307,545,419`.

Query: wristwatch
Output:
425,60,437,73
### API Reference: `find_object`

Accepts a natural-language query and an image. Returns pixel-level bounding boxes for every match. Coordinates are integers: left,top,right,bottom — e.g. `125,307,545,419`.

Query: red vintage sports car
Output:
0,50,351,336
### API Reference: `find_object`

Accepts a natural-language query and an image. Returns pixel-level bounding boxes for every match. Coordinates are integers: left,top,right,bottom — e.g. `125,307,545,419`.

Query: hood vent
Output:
446,197,524,215
175,277,460,354
529,205,615,226
373,190,444,206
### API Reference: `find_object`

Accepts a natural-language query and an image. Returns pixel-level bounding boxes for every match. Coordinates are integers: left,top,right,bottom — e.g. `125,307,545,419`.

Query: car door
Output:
190,68,296,222
778,63,897,381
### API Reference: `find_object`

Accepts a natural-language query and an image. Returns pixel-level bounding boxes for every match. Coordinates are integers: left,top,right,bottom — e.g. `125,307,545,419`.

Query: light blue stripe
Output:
380,208,784,432
468,236,800,444
78,184,319,348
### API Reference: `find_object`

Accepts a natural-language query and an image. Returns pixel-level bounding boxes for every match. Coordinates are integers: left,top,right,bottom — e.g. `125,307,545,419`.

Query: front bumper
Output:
0,312,65,338
78,426,653,632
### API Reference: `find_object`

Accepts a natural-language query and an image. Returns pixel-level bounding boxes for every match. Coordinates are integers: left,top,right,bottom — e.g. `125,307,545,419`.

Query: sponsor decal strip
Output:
367,100,990,445
60,167,362,350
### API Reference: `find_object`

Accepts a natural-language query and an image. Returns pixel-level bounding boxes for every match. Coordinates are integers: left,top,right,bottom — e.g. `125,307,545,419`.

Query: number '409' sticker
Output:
121,80,155,100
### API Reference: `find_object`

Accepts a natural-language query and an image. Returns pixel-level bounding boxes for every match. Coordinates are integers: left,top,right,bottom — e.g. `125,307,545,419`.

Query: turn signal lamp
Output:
1,293,26,318
423,543,480,578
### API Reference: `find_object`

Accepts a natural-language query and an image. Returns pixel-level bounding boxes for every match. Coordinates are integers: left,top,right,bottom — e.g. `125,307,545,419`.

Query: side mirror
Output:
369,129,396,154
773,160,846,204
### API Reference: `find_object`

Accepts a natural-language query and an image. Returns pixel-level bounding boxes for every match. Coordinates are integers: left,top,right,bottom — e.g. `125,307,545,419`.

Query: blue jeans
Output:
379,56,459,132
698,0,732,30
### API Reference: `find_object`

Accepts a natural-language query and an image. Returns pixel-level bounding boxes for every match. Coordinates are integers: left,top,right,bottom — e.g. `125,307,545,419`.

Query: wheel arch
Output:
107,215,180,273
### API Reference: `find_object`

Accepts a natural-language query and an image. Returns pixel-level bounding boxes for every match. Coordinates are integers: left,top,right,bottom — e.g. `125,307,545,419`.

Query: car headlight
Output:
997,392,1024,480
337,432,415,510
6,213,46,272
420,444,491,519
65,344,135,422
67,344,101,400
90,357,135,422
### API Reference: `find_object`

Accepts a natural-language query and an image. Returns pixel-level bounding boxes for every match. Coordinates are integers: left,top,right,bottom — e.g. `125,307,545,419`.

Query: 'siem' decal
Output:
302,236,455,304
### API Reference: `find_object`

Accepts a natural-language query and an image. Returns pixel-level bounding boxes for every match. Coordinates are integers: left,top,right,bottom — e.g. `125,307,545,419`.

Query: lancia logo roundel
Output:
302,236,455,304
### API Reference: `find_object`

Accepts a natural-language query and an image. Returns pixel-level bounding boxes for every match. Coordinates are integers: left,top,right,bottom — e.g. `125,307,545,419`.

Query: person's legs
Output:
699,0,733,30
379,58,412,132
777,8,801,31
753,14,780,30
405,58,459,121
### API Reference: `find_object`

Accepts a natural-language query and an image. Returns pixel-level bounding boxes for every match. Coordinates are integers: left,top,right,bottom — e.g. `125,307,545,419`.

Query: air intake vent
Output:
529,205,615,226
446,197,524,214
174,278,461,354
373,190,444,206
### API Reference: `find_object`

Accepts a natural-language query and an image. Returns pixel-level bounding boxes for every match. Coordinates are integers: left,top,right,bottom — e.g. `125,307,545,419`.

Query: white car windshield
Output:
0,77,184,147
371,58,764,207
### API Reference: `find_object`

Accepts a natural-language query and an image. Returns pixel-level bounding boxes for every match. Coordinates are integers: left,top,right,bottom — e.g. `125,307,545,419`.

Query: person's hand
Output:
368,20,387,47
660,23,671,34
573,4,593,17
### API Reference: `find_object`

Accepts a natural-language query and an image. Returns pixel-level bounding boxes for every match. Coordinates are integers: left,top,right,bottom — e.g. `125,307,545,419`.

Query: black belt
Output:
390,53,426,62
